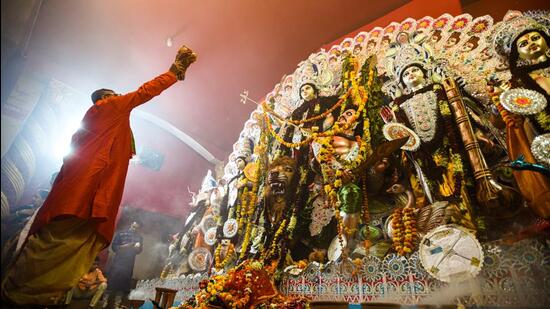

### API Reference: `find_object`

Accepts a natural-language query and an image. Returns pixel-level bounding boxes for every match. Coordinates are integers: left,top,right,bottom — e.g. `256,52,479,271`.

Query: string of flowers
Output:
316,56,375,248
391,205,417,255
214,242,235,271
238,180,259,260
261,89,350,125
361,180,371,252
237,187,249,234
261,218,288,261
360,87,372,252
238,155,263,260
234,187,243,227
238,118,271,261
261,87,367,148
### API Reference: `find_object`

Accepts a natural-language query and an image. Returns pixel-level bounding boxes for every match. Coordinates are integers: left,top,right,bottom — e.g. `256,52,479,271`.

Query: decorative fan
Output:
200,215,217,234
383,122,421,151
188,247,212,272
223,219,238,238
204,227,217,246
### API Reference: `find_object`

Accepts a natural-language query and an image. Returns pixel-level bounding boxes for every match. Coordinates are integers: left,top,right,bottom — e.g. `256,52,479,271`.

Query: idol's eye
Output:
518,40,528,48
531,34,541,41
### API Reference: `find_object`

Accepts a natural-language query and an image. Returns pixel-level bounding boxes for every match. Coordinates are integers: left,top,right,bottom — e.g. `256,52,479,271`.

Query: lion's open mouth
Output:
268,173,288,196
270,181,286,195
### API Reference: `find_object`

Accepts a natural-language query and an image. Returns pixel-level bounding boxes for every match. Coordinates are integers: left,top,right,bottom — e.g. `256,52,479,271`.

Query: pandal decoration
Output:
157,10,550,308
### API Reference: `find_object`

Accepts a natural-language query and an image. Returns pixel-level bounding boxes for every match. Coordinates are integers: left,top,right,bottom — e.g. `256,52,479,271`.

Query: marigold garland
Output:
238,127,267,260
314,56,375,247
391,206,417,255
177,260,310,309
262,87,368,149
214,242,235,271
261,218,288,261
261,90,350,125
237,187,249,234
361,180,371,251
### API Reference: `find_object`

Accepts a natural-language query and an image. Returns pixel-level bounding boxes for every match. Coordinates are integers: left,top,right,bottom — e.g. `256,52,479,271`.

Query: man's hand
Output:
170,45,197,80
175,46,197,64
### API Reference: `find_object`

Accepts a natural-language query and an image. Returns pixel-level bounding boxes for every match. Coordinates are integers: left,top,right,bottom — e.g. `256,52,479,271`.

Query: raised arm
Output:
116,72,178,111
111,45,197,112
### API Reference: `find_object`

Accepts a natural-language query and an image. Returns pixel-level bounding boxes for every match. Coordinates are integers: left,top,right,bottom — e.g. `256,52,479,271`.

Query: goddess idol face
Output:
401,65,426,90
300,84,317,101
516,31,548,62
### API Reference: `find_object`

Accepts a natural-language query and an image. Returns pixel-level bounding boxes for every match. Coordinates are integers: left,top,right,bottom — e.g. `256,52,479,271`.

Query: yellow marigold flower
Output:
288,215,297,231
251,260,263,270
433,153,444,166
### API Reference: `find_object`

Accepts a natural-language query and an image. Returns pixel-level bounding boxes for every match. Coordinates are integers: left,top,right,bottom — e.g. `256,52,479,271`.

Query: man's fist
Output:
170,45,197,80
175,45,197,64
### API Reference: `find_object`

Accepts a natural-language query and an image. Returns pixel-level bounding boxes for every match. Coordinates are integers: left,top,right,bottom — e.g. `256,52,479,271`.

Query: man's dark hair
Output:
91,88,113,104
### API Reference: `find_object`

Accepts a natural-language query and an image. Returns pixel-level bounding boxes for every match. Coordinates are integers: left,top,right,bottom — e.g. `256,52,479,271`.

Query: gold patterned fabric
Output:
1,217,107,305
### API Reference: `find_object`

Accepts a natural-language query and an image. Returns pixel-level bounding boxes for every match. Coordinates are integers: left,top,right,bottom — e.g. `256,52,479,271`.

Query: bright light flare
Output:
51,121,82,160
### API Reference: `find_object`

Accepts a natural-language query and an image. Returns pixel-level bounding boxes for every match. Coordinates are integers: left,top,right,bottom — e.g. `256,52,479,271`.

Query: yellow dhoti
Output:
1,217,107,305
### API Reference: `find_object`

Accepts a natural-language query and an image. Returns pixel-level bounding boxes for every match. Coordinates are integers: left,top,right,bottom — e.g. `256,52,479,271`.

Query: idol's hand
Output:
380,106,394,123
341,169,354,184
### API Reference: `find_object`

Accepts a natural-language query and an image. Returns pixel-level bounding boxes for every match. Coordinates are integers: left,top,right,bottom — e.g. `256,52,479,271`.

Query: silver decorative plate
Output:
531,133,550,167
500,88,547,115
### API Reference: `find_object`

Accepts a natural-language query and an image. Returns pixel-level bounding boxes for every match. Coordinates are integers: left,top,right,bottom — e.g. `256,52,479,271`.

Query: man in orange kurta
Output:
1,45,197,306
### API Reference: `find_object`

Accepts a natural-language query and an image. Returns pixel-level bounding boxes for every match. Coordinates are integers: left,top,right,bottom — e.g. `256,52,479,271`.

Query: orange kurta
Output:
30,71,178,243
